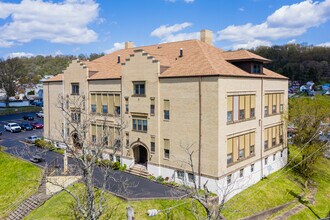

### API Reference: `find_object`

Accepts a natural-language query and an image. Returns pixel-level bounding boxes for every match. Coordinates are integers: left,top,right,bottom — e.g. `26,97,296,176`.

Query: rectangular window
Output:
227,96,233,122
71,83,79,95
250,95,256,118
132,118,148,132
164,139,170,159
114,95,120,115
280,93,284,113
281,150,283,157
239,96,245,120
71,112,81,123
188,173,195,182
164,100,170,120
133,81,145,96
227,138,233,164
150,98,155,116
239,169,244,178
264,106,269,116
227,174,232,184
250,108,255,118
272,105,277,114
251,164,255,172
126,132,129,147
239,135,245,159
252,64,261,73
103,137,108,146
250,132,255,155
125,97,129,114
265,157,268,165
150,136,155,154
273,154,276,161
177,170,184,180
102,105,108,114
264,140,269,150
92,135,96,143
265,94,269,116
250,145,255,155
272,93,277,114
91,104,96,113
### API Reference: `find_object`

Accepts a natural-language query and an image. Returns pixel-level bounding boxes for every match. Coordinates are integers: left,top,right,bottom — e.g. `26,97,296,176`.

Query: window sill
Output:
264,144,283,152
227,117,256,125
163,157,170,160
132,94,146,97
163,119,170,122
264,113,282,118
71,93,79,96
227,154,255,168
132,129,148,133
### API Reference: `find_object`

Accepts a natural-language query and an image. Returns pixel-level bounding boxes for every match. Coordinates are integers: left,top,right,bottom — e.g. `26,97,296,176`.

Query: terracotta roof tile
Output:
45,73,63,82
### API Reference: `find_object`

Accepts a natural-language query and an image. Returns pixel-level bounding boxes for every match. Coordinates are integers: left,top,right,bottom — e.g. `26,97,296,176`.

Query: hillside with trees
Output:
250,44,330,83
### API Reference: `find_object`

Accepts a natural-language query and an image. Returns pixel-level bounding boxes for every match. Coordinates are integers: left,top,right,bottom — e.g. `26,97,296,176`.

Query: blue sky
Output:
0,0,329,58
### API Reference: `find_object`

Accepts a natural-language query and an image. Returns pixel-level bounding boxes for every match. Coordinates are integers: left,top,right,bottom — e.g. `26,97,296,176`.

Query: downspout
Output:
120,76,123,162
198,76,202,189
260,77,264,179
48,82,50,139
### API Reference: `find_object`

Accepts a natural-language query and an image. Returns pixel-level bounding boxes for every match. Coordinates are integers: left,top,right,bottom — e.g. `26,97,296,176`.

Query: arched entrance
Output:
133,145,148,165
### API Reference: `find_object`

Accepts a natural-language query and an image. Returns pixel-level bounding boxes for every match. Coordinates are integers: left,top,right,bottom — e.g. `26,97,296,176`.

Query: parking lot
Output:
0,112,44,148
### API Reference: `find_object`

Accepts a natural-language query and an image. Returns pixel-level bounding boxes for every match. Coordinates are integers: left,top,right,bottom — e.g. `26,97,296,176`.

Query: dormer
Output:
223,50,271,74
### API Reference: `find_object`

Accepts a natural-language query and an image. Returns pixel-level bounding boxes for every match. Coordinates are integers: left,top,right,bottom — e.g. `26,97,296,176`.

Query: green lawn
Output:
26,184,205,220
0,151,42,218
288,156,330,219
0,106,42,116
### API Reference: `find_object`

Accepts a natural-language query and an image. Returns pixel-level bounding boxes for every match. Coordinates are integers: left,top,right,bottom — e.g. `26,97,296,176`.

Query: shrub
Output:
119,164,127,171
99,159,111,167
148,175,156,181
112,161,121,170
156,176,164,183
35,139,54,150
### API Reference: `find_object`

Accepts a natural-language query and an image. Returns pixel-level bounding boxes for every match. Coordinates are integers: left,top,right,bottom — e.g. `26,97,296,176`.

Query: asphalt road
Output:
0,112,186,200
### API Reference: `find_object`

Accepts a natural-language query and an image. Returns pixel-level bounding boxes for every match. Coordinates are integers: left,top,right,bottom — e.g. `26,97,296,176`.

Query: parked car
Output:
36,111,44,118
25,135,41,143
23,114,34,120
4,123,21,133
29,155,45,163
31,122,44,129
20,123,33,131
34,102,43,107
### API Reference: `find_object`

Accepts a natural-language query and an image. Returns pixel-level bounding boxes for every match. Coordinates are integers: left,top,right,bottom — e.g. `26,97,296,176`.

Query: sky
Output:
0,0,330,58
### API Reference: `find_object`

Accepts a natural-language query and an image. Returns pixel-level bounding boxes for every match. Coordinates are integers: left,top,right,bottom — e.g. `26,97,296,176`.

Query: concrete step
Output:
128,165,150,178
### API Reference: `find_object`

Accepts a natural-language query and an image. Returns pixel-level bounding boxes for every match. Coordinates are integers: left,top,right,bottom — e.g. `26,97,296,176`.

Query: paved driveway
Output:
0,112,186,200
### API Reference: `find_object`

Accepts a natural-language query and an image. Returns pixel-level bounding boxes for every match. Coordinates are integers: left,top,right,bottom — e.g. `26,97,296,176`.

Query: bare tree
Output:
50,94,127,220
174,144,250,220
0,58,24,106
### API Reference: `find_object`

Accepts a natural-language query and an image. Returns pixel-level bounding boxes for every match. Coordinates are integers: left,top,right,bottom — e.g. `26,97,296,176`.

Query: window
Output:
114,95,120,115
227,139,233,164
239,169,244,178
227,95,255,123
132,118,147,132
177,170,184,180
164,139,170,159
103,137,108,146
71,83,79,95
281,150,283,157
264,140,269,150
227,132,255,164
151,136,155,154
280,104,284,113
125,97,129,114
252,64,261,73
250,145,255,155
102,105,108,114
133,81,145,96
272,105,277,114
71,112,81,123
265,93,284,116
250,108,255,118
227,96,233,122
272,137,276,147
92,135,96,143
239,149,245,159
273,154,276,161
265,157,268,165
188,173,195,182
227,153,233,164
227,174,232,184
91,104,96,113
126,132,129,147
109,154,114,162
164,100,170,120
116,156,120,162
251,164,255,172
264,106,269,116
150,98,155,116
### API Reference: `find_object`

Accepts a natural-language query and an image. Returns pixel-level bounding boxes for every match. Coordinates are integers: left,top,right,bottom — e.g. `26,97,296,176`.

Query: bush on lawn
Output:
35,139,54,150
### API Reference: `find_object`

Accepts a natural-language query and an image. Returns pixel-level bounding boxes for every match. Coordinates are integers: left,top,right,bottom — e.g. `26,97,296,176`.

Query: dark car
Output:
20,123,33,131
31,122,44,129
23,114,34,120
30,155,45,163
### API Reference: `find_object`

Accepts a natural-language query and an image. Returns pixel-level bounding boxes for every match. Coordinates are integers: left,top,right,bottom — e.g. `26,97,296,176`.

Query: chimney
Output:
200,29,213,45
125,41,135,49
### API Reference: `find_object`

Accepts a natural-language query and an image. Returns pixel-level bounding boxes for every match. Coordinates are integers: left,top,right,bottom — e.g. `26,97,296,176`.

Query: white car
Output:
25,135,41,143
4,123,21,133
36,111,44,118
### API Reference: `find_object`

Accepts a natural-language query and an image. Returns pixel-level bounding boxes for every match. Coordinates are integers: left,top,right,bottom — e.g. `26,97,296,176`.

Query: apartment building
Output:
44,30,288,199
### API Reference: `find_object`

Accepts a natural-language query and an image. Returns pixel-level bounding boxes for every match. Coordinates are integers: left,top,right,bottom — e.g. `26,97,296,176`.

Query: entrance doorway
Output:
72,132,81,148
133,145,148,165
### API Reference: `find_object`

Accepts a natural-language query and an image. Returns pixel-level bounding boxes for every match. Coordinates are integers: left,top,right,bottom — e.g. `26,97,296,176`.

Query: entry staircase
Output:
128,164,150,178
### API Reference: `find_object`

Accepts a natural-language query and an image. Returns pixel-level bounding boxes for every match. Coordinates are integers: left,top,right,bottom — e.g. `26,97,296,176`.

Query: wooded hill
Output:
250,44,330,83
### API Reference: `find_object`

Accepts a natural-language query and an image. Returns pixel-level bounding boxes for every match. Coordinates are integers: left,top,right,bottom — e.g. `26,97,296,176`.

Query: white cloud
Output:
317,42,330,47
233,40,272,50
8,52,34,58
0,0,99,48
287,39,297,44
104,42,125,53
217,0,330,48
151,22,198,42
238,7,244,11
184,0,195,3
54,50,63,56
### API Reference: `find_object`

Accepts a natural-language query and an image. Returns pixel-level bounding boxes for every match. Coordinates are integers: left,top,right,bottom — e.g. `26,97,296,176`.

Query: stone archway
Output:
71,132,81,148
133,145,148,165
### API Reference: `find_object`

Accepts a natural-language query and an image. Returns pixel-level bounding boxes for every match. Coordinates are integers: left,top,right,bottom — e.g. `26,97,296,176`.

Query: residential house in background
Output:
44,30,288,200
